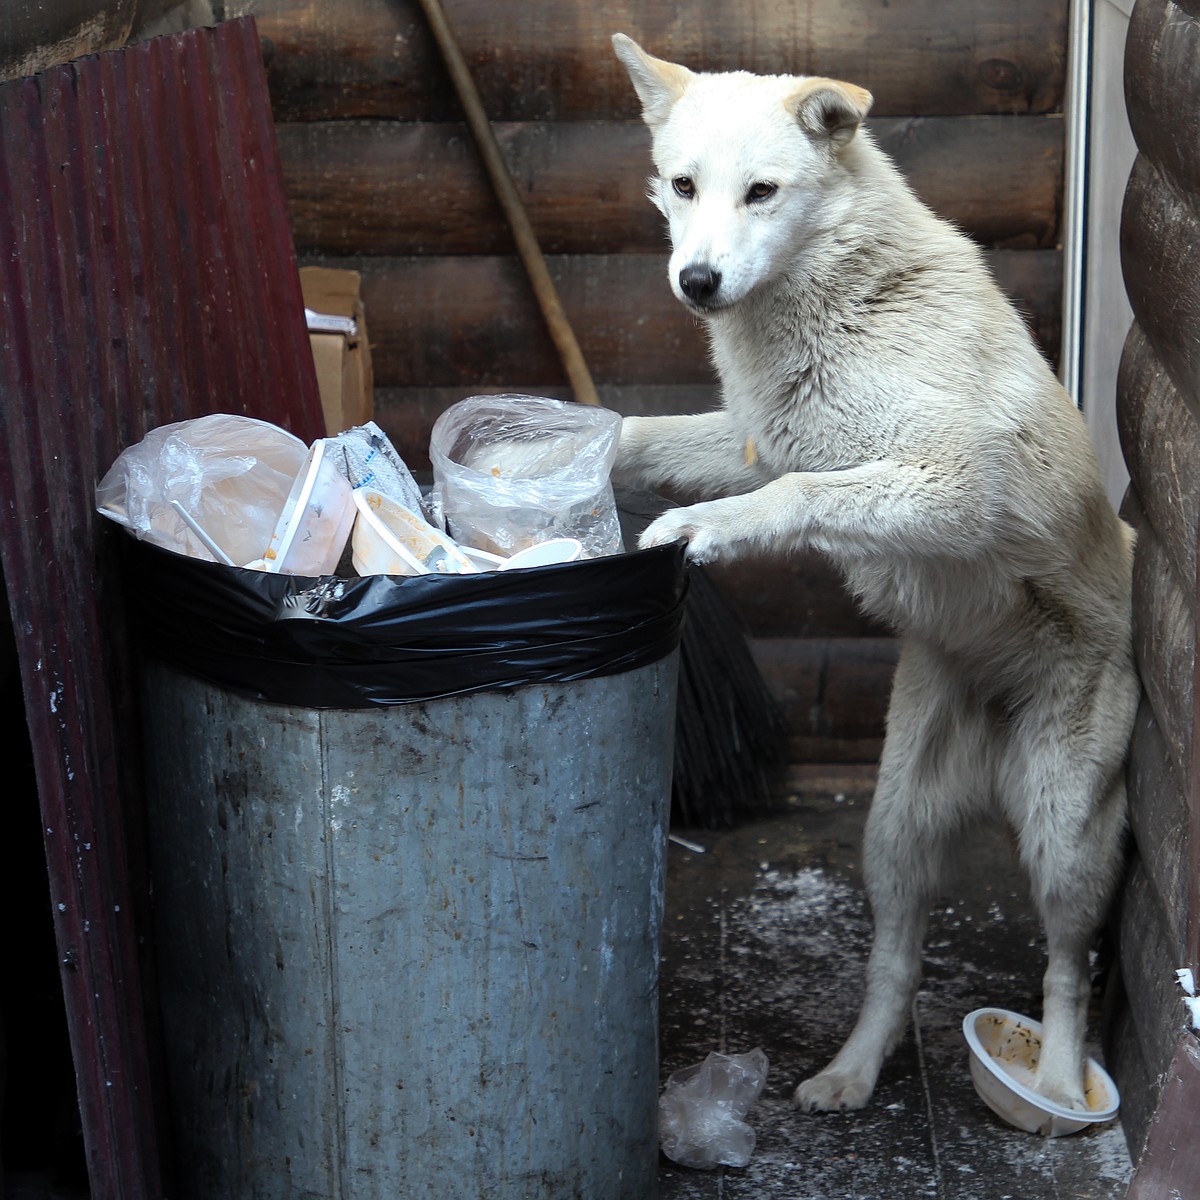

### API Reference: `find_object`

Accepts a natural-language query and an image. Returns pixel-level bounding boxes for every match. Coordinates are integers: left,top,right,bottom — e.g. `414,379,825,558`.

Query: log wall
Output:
1110,0,1200,1173
237,0,1072,761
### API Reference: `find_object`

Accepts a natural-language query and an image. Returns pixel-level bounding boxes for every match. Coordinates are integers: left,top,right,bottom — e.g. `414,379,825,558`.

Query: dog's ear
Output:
788,79,873,149
612,33,695,128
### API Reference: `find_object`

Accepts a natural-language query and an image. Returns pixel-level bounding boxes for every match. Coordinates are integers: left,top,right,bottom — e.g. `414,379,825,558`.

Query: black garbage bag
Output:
118,531,688,710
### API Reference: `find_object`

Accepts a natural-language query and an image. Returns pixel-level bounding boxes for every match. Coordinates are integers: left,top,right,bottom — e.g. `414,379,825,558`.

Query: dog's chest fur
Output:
699,257,1125,672
706,265,967,475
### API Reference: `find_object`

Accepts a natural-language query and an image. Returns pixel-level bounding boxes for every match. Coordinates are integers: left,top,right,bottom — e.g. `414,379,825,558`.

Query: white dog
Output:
611,33,1139,1115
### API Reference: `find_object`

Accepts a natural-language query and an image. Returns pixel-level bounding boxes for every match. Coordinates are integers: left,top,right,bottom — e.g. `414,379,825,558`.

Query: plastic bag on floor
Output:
658,1048,769,1170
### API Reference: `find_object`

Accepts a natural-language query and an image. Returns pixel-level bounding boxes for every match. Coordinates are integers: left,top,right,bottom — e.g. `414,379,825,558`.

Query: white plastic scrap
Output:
304,307,357,336
1175,968,1200,1031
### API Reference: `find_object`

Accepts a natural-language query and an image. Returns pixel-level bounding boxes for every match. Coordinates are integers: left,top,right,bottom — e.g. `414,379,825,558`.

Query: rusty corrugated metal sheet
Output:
0,17,324,1197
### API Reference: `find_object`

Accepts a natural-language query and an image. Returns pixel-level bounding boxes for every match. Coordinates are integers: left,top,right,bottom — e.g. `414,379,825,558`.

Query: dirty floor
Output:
3,764,1133,1200
656,765,1133,1200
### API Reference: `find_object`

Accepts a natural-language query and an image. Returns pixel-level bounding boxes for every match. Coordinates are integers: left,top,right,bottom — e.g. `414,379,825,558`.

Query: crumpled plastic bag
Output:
95,413,308,568
428,394,624,558
327,420,427,518
658,1048,770,1169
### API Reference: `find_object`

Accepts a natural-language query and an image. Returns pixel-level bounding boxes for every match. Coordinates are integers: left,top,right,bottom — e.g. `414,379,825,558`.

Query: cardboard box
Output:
300,266,374,436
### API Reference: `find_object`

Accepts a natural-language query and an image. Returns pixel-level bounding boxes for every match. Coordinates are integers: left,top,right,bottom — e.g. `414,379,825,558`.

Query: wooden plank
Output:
869,115,1062,250
1121,154,1200,409
278,115,1063,257
1117,321,1200,593
303,249,1063,391
1127,696,1191,951
1125,0,1200,198
1128,500,1195,786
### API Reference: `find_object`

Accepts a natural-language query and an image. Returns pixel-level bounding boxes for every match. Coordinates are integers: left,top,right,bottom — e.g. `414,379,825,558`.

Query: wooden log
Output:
1115,0,1200,1166
1116,321,1200,593
0,0,137,79
1127,695,1191,951
278,115,1063,256
1121,154,1200,407
302,248,1063,390
246,0,1069,122
706,552,890,641
1124,0,1200,199
1112,862,1191,1120
371,383,887,639
788,732,886,766
373,382,717,474
1104,992,1158,1166
870,115,1062,250
749,636,898,763
345,253,706,389
1127,1033,1200,1198
1128,498,1195,787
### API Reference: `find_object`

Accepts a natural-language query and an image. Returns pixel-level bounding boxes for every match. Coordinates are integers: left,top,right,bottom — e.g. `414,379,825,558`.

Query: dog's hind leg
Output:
1031,896,1097,1112
795,644,987,1112
1001,686,1132,1111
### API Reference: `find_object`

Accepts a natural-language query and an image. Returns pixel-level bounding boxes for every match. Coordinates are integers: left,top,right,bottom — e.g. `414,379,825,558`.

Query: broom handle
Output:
415,0,601,407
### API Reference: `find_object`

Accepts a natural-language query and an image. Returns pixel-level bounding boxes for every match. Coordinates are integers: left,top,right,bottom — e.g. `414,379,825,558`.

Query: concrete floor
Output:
657,765,1133,1200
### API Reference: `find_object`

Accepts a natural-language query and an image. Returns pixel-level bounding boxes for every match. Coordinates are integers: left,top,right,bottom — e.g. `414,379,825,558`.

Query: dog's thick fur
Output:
612,33,1139,1115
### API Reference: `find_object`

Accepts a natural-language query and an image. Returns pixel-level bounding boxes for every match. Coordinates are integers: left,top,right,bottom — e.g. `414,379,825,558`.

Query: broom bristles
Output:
672,564,789,828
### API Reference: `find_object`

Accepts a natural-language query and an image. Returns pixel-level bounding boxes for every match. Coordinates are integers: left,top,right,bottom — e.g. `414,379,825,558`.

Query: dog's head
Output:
613,33,872,314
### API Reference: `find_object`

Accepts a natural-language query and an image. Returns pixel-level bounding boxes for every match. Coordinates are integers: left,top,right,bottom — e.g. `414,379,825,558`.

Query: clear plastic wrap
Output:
658,1048,770,1170
429,394,624,558
95,413,308,568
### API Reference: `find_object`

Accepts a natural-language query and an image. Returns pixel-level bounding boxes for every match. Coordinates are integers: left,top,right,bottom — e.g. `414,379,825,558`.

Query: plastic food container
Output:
498,538,584,570
262,439,356,576
961,1008,1120,1136
351,488,478,576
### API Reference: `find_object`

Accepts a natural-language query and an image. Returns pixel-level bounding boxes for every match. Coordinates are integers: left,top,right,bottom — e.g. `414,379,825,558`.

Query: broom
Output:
415,0,788,826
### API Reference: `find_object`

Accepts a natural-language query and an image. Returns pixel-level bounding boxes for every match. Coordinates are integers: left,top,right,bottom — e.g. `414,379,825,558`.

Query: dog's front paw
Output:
793,1070,875,1113
637,501,728,563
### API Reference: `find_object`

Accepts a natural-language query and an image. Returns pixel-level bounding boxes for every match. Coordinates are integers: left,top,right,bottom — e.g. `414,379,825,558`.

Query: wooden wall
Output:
237,0,1071,762
1109,0,1200,1176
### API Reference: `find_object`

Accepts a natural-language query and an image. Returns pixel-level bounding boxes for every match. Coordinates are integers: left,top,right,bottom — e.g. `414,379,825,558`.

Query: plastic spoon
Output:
170,500,235,566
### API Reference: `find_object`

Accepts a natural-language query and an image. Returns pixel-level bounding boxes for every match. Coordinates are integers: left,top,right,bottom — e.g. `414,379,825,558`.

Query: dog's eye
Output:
672,176,696,199
746,182,777,203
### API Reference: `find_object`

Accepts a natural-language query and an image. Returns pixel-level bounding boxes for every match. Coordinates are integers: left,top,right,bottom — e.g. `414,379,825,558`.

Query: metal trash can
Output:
125,536,687,1200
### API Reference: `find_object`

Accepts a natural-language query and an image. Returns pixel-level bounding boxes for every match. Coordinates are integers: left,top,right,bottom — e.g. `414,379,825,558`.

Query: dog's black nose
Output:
679,265,721,304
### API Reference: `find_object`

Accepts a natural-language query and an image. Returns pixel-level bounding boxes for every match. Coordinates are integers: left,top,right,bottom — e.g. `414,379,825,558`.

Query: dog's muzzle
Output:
678,265,721,306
